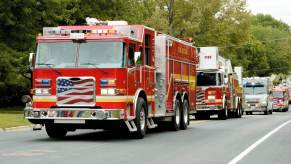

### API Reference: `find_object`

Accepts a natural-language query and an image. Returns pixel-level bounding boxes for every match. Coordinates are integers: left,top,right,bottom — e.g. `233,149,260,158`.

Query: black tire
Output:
245,111,249,115
264,107,269,115
269,110,273,114
237,102,242,118
45,124,67,139
180,99,189,130
249,111,253,115
218,101,228,120
171,99,181,131
133,97,147,139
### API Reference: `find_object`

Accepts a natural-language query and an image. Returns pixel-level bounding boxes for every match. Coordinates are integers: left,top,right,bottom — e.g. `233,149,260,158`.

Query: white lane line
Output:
228,120,291,164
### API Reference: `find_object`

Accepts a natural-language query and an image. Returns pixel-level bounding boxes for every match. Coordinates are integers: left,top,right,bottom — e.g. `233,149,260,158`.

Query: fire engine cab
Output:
195,47,243,119
271,86,289,112
24,18,198,139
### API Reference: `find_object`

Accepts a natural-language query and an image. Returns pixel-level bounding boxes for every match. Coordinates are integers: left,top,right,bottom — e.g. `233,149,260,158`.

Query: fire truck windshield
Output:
272,91,284,98
35,41,125,68
196,72,222,86
244,82,267,95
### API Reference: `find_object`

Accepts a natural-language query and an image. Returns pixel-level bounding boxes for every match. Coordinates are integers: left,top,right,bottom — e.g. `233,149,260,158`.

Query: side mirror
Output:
29,53,35,69
134,52,141,66
21,95,32,104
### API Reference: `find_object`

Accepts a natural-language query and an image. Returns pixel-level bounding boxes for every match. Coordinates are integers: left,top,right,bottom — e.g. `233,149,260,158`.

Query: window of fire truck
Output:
128,43,135,67
244,83,267,95
35,42,76,68
272,91,284,98
196,72,222,86
79,42,125,68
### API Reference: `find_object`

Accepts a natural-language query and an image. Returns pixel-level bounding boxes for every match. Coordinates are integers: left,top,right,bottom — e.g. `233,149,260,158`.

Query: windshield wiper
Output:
36,63,62,76
80,62,100,68
80,62,107,74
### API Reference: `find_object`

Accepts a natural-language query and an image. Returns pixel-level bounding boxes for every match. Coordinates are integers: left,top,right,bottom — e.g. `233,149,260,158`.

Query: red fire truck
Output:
271,86,289,112
23,19,198,139
195,47,243,120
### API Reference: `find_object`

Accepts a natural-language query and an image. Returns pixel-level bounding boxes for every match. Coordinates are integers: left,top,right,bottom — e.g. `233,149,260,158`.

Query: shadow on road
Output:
32,125,189,142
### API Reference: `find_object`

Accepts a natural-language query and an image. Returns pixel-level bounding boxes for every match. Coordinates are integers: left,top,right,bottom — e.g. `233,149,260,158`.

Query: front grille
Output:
56,77,95,106
196,88,205,105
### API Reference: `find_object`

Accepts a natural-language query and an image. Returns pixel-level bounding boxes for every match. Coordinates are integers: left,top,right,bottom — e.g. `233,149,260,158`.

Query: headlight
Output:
100,88,116,95
34,88,51,95
35,88,42,95
107,88,116,95
208,95,215,100
101,88,108,95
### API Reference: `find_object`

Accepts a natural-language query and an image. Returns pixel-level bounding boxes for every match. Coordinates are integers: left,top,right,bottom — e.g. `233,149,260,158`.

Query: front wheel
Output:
133,97,147,139
45,124,67,139
218,102,228,120
180,99,189,130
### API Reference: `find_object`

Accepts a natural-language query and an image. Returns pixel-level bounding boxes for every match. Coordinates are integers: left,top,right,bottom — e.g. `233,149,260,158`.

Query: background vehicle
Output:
243,77,272,115
271,86,289,112
23,18,198,139
195,47,243,120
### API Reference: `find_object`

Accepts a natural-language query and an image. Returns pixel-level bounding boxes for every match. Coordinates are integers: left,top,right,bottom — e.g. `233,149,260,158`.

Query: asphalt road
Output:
1,105,291,164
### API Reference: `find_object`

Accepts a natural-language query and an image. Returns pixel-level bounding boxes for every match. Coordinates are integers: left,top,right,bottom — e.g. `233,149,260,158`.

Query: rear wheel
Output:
235,101,242,118
180,99,189,130
45,124,67,139
170,99,181,131
133,97,147,139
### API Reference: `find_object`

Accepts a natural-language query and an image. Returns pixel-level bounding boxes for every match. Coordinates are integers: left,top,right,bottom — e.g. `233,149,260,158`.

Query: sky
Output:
246,0,291,26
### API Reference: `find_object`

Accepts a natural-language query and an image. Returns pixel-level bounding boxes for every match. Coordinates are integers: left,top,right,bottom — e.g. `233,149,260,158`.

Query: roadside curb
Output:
0,125,32,132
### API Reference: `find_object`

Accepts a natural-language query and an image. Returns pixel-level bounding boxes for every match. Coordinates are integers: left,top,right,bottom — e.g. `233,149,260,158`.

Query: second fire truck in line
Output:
195,47,243,120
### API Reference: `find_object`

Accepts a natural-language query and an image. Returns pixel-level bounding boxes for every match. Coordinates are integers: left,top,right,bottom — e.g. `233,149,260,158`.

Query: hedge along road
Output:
0,105,291,164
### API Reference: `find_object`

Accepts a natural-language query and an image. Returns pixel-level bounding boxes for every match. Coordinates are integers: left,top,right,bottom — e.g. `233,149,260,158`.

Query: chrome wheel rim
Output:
140,107,146,131
175,102,180,126
183,102,188,124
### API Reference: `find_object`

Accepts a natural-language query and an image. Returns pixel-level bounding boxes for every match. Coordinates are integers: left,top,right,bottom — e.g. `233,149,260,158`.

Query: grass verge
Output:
0,106,30,128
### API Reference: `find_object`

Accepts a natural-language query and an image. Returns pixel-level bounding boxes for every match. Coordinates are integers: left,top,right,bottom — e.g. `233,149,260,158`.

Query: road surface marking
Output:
228,120,291,164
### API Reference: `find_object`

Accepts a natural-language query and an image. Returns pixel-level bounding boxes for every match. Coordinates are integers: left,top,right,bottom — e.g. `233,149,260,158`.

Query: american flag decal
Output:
56,77,95,106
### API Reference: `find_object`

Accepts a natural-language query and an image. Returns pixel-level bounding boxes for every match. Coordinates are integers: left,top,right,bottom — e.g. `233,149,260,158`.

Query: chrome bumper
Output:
244,106,267,112
196,105,222,111
24,107,125,122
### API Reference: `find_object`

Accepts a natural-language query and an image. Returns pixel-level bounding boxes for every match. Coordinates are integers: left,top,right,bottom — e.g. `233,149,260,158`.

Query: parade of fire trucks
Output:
22,18,290,139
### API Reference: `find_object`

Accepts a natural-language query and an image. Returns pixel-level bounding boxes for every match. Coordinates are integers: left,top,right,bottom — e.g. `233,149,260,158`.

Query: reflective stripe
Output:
33,95,155,103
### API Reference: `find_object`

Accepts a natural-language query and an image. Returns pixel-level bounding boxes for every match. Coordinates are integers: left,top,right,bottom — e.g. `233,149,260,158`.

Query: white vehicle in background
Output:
243,77,272,115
